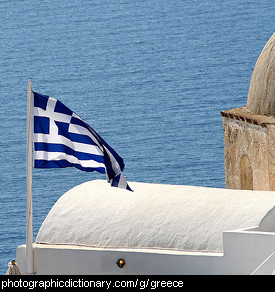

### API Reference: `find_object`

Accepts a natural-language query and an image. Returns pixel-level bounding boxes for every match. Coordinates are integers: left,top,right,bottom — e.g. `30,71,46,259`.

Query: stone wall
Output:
222,116,271,190
221,33,275,191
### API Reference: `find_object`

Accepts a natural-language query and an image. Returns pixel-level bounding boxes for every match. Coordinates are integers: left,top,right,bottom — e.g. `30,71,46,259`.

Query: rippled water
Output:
0,0,274,274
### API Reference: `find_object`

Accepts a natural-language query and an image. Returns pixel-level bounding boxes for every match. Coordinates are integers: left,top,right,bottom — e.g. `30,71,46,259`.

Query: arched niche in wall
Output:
240,155,253,190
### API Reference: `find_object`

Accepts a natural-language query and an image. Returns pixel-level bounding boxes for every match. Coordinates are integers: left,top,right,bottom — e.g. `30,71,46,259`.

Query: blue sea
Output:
0,0,274,274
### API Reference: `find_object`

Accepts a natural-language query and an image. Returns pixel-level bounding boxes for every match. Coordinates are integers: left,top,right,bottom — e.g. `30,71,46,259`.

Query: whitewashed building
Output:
16,33,275,275
16,179,275,275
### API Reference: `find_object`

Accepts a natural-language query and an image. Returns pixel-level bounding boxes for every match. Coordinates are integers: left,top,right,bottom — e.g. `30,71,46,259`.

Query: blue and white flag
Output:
33,91,132,191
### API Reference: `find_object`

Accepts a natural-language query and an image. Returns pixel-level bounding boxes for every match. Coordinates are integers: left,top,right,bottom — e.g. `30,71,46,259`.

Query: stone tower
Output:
221,33,275,191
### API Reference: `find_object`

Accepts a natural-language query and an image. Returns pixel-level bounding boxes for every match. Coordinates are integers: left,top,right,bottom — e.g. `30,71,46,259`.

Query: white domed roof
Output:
246,33,275,116
36,180,275,252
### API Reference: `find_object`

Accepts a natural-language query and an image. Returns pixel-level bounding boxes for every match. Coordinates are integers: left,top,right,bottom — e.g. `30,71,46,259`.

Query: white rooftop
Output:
36,180,275,252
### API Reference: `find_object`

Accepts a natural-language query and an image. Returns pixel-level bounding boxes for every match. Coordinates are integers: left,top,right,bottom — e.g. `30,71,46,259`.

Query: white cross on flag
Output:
33,91,132,191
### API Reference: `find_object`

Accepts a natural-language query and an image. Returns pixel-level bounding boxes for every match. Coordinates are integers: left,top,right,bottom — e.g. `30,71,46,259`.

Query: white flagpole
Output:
26,80,34,274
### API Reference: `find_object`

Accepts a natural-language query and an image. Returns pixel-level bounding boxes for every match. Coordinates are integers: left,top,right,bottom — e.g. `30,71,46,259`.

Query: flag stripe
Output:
35,151,105,169
55,121,99,146
70,114,125,171
68,123,101,145
34,134,103,155
34,142,105,163
70,115,89,129
111,173,120,187
34,159,106,173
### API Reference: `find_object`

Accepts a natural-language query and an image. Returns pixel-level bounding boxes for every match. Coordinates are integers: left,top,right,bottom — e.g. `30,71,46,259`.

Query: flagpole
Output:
26,80,34,274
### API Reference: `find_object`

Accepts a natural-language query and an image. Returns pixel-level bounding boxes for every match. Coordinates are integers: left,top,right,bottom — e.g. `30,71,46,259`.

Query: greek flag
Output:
33,91,132,191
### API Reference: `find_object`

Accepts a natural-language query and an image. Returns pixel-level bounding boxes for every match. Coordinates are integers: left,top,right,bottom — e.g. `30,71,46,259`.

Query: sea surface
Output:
0,0,274,274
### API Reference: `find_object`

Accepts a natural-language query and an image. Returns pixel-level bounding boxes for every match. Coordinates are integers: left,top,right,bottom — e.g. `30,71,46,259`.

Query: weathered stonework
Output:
221,33,275,191
221,107,275,190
